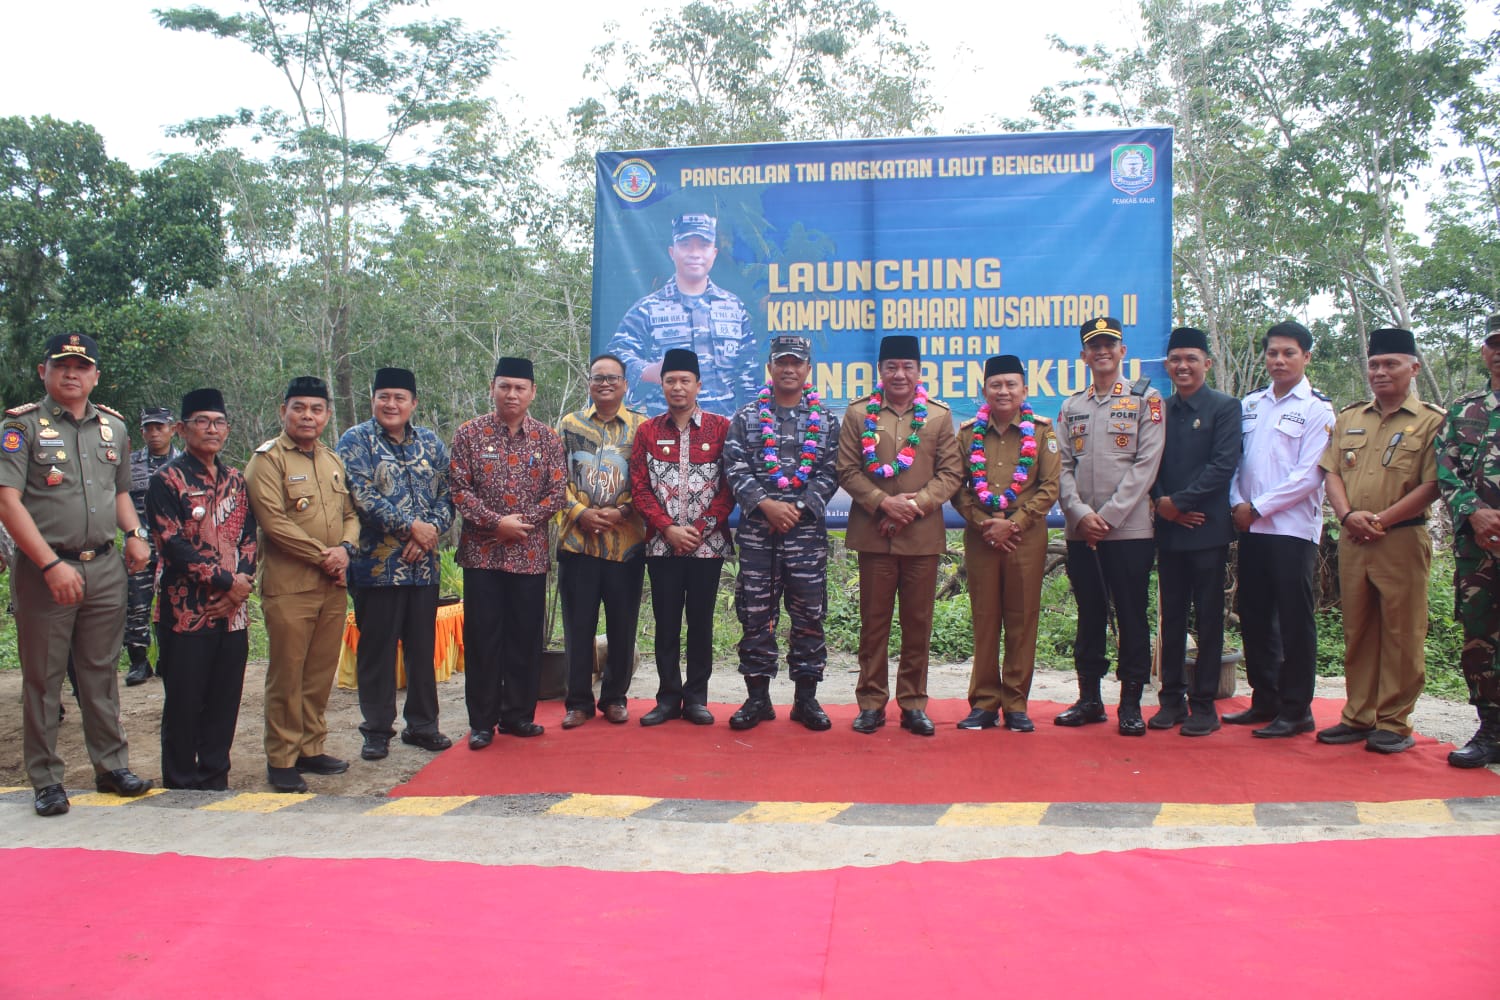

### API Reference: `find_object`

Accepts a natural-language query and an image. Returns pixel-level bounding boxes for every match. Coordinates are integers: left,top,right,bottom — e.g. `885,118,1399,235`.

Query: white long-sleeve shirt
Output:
1229,377,1335,544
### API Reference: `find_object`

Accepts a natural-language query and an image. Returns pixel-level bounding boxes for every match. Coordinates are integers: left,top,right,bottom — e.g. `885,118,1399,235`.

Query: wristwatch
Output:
129,527,149,541
794,499,807,518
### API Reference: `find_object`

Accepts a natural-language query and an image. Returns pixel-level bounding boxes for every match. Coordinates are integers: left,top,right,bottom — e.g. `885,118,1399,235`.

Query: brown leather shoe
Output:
562,709,589,730
603,703,629,724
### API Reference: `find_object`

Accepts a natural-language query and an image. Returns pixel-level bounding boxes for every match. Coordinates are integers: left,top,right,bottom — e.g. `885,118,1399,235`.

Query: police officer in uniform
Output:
1316,328,1445,753
246,376,361,793
835,334,963,736
606,213,759,416
124,405,180,685
1438,313,1500,767
1056,317,1166,735
0,333,154,816
1151,327,1242,736
723,335,842,731
952,355,1061,732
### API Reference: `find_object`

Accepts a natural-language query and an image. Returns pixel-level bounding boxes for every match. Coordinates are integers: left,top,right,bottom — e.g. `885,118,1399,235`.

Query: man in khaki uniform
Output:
952,355,1061,733
0,333,154,816
1317,327,1445,753
246,376,360,792
835,335,963,736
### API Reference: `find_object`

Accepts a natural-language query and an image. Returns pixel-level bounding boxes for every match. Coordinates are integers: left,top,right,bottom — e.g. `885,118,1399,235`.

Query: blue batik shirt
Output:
337,418,455,588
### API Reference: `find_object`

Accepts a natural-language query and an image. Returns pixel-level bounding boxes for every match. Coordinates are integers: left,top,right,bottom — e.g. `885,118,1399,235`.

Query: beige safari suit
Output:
835,393,963,711
1319,393,1445,736
0,396,134,787
952,413,1061,714
246,432,360,767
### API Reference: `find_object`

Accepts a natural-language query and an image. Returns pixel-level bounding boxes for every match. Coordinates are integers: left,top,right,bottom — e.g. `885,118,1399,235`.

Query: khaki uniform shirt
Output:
0,395,130,551
952,412,1061,534
1057,379,1165,541
835,393,963,555
1319,392,1444,513
245,432,360,597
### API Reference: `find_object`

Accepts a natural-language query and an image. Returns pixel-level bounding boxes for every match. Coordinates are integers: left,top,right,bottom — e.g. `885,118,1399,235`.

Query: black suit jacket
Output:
1152,385,1242,551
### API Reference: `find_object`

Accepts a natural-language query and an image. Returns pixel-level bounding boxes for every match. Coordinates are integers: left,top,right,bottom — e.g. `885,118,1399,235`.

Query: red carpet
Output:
2,837,1494,998
391,697,1500,803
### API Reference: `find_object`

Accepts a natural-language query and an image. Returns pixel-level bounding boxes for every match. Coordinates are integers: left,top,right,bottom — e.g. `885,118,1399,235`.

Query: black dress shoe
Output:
1223,706,1278,725
505,722,545,738
267,766,309,793
1148,700,1189,730
401,729,452,752
956,708,999,730
1317,722,1375,745
1180,713,1221,737
682,704,714,726
95,768,152,796
124,661,153,686
1054,701,1107,727
1365,730,1415,754
34,784,69,817
361,734,390,760
899,709,935,736
295,754,350,774
789,696,832,731
1448,732,1500,768
467,727,494,750
1117,706,1146,737
1252,715,1315,739
1003,711,1035,733
852,709,886,734
640,704,682,727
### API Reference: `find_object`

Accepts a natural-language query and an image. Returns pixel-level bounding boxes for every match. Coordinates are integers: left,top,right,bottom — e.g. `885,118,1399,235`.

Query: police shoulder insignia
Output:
96,403,125,420
1148,396,1163,423
5,402,38,417
1,428,23,452
255,438,278,454
1311,388,1332,402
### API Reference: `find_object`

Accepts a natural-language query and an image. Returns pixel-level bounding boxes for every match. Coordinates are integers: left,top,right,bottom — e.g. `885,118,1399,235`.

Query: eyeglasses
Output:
588,374,625,384
186,417,230,430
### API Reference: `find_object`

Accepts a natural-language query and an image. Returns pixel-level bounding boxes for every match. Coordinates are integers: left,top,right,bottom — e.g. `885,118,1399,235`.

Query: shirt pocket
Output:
1380,433,1423,473
1272,415,1307,461
1336,436,1369,473
285,480,318,520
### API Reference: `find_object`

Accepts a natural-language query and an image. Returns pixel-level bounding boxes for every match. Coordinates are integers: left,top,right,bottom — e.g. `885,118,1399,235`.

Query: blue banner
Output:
593,128,1173,425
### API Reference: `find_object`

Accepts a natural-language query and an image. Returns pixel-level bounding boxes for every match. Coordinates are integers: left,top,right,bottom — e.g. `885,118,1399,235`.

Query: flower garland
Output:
969,402,1036,511
861,382,928,478
758,383,824,489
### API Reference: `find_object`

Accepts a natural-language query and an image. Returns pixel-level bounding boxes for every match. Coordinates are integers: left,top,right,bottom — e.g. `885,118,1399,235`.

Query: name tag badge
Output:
288,474,308,483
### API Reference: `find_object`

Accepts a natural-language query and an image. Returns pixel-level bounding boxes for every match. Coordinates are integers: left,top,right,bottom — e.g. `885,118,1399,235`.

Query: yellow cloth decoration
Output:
337,601,465,690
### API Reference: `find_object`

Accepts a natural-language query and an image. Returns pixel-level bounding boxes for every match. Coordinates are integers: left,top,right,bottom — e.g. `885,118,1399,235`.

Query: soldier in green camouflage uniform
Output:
1436,314,1500,768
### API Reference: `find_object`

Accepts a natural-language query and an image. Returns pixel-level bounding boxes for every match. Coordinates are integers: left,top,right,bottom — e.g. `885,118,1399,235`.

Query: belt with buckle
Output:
54,540,115,562
1386,517,1426,531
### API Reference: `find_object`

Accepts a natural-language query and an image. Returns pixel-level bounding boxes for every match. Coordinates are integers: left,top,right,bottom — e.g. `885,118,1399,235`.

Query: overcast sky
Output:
1,0,1142,169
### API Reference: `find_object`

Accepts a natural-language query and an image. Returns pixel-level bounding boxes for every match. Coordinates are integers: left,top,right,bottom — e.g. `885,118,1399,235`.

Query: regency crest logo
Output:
1110,144,1155,196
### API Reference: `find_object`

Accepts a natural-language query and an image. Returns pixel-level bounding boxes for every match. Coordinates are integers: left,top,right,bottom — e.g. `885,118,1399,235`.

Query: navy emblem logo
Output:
1110,144,1155,196
612,158,657,204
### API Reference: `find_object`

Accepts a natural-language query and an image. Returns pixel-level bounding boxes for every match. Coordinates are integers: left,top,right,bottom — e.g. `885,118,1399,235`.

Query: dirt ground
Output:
0,648,1486,795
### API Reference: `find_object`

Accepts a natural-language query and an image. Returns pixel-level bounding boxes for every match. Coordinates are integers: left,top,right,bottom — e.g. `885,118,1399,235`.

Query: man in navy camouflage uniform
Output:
124,406,179,685
1438,313,1500,768
723,335,841,730
606,213,759,416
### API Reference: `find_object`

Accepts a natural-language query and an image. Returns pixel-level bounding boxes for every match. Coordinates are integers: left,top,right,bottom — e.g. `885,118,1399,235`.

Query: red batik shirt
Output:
451,412,567,574
630,408,734,558
145,453,258,633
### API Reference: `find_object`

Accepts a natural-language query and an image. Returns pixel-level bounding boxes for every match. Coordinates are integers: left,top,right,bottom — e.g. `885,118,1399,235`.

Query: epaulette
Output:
95,403,125,421
1248,383,1269,396
255,438,278,454
926,397,951,411
958,417,976,430
1130,376,1153,395
1311,388,1332,402
1339,399,1367,413
4,402,38,417
1422,400,1446,416
1032,414,1052,425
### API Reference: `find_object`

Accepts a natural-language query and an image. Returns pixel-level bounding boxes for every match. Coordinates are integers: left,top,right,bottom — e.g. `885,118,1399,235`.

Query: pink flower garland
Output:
969,402,1036,511
861,382,927,478
758,383,824,489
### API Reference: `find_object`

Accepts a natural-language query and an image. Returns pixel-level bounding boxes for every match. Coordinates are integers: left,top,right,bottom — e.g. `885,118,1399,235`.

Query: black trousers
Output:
462,569,546,733
1066,538,1155,687
1237,532,1318,719
646,556,723,708
158,624,248,791
1157,544,1229,713
558,552,645,714
352,584,440,738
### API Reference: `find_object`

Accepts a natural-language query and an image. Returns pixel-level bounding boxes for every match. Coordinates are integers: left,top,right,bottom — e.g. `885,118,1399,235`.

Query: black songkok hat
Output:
1080,317,1124,344
1167,327,1210,354
493,357,535,381
984,355,1024,380
372,367,417,394
660,348,701,378
285,376,329,401
1367,328,1417,358
180,388,226,420
877,335,921,363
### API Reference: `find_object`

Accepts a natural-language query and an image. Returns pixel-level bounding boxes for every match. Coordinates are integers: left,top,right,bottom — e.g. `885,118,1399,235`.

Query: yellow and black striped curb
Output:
4,787,1499,827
